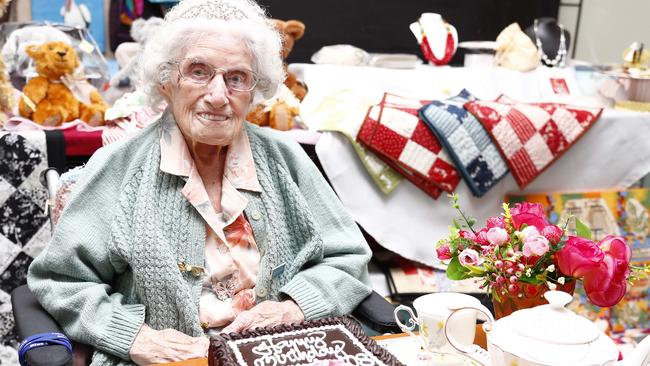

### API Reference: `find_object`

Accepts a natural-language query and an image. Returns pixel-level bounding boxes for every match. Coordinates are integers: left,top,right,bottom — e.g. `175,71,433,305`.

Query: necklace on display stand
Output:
534,19,567,67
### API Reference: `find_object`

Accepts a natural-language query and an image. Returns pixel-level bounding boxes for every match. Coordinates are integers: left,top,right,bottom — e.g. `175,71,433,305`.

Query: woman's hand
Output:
129,324,209,365
221,300,304,334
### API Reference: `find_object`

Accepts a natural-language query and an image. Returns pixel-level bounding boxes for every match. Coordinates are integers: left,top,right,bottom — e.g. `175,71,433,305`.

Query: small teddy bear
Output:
275,19,308,101
246,19,307,130
0,0,15,121
18,41,108,126
246,85,301,131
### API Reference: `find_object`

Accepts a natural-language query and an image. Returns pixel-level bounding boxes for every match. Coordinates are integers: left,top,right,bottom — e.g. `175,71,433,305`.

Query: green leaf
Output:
467,217,477,228
446,257,471,280
492,290,502,303
575,218,592,240
453,217,462,230
465,264,486,276
447,225,459,238
449,193,460,209
519,276,544,285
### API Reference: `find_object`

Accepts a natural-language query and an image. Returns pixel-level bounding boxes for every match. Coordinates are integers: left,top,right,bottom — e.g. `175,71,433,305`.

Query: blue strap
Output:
18,332,72,366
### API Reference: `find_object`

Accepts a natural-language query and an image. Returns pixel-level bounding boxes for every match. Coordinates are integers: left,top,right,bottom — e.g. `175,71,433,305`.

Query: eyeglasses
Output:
170,58,258,92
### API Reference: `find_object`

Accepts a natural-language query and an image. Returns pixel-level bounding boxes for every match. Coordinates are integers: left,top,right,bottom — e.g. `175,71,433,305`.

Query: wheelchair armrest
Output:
11,284,73,366
352,290,400,334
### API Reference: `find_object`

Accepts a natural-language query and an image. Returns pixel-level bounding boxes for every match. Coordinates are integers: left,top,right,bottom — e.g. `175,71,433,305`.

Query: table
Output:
292,63,650,265
156,359,207,366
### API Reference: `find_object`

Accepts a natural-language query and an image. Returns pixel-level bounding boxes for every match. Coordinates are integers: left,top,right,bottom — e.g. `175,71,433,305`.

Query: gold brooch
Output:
177,261,205,277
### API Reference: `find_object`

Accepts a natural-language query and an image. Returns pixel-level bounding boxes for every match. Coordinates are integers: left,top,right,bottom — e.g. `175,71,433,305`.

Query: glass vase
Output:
492,281,576,319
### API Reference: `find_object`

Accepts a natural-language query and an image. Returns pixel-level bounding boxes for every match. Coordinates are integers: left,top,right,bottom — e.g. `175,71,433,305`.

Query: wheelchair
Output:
11,167,400,366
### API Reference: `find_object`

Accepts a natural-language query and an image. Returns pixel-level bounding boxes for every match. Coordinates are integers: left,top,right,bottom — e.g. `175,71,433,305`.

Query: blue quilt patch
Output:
419,90,508,197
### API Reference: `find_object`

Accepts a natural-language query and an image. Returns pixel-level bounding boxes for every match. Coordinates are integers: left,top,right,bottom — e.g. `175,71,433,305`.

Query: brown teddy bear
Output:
18,41,108,126
275,19,308,101
0,0,14,123
246,19,307,130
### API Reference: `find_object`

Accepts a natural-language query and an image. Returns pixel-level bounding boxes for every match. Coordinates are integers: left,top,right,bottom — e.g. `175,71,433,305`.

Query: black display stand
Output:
524,17,571,67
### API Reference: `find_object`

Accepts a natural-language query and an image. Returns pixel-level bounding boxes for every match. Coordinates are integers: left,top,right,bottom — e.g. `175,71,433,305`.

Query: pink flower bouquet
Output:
436,195,639,308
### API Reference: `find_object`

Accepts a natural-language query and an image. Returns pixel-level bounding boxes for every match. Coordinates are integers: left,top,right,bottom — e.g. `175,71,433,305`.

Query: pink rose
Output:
436,245,452,260
510,202,549,231
459,230,477,242
459,249,483,266
486,227,509,246
583,255,629,307
522,235,550,257
583,236,631,307
475,228,490,246
486,216,506,229
541,225,564,244
598,236,632,260
555,236,604,277
520,226,540,240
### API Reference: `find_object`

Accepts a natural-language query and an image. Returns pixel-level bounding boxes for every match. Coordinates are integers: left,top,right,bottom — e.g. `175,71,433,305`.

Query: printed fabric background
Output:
0,130,51,365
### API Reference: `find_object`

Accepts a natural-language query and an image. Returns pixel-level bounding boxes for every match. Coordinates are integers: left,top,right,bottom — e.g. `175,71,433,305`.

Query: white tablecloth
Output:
291,63,598,110
292,63,650,265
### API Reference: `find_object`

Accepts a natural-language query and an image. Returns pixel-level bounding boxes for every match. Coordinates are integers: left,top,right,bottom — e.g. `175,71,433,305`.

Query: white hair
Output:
137,0,284,107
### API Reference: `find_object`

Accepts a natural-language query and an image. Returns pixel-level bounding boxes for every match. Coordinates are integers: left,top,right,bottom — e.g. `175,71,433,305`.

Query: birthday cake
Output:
209,316,404,366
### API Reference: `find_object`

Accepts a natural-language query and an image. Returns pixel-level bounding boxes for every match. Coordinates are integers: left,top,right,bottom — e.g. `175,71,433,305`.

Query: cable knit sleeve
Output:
27,144,145,361
274,136,373,320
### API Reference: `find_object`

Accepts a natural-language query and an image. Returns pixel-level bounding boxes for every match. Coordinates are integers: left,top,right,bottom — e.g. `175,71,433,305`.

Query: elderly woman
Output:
26,0,372,364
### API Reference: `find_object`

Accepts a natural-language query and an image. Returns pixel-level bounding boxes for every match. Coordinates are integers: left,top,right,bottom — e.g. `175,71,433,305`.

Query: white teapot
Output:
443,291,650,366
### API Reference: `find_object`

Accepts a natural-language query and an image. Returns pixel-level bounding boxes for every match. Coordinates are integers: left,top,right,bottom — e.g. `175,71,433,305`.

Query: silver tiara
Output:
165,0,263,22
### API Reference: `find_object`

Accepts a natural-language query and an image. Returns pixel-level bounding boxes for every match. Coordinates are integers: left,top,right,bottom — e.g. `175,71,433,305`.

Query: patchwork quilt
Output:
465,97,602,188
420,90,509,197
357,93,461,198
0,131,51,365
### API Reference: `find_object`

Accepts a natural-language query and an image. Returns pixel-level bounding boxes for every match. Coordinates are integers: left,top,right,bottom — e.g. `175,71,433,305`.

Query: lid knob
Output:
544,290,573,310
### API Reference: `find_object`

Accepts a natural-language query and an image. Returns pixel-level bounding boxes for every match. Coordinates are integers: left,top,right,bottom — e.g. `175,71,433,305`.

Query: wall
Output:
559,0,650,64
259,0,559,64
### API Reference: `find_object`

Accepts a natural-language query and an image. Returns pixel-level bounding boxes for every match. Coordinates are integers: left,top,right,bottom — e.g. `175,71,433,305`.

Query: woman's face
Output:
160,32,254,147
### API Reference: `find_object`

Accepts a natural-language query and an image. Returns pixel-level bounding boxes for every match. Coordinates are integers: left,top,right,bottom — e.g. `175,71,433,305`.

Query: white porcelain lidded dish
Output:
442,291,650,366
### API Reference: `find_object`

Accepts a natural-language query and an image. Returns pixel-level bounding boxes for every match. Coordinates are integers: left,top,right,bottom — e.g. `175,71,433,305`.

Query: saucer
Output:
375,335,480,365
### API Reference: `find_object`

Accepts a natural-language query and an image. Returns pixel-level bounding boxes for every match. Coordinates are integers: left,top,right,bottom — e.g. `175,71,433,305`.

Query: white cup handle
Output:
393,304,419,340
443,303,494,366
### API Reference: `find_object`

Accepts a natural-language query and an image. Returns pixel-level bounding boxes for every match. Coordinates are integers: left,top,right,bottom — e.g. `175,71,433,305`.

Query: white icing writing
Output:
246,331,377,366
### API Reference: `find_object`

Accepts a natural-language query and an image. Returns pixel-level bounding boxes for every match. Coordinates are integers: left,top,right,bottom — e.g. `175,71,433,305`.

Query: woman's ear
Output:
158,83,171,100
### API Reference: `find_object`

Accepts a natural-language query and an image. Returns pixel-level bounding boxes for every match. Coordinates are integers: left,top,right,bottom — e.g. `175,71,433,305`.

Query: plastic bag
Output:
0,22,109,90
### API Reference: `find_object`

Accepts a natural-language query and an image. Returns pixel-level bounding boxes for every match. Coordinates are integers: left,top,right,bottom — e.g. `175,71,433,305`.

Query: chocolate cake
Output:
209,316,404,366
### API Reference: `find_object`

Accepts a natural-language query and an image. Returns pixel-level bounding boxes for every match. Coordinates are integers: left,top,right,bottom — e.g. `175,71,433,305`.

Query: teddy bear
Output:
18,41,108,126
275,19,308,101
0,0,15,122
246,19,307,130
246,85,301,130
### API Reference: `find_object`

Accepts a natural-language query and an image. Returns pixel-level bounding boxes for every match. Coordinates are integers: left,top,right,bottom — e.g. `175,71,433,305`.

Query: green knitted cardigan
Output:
27,114,372,366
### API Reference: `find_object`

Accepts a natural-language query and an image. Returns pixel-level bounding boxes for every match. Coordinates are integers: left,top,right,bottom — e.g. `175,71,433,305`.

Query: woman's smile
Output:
196,111,230,124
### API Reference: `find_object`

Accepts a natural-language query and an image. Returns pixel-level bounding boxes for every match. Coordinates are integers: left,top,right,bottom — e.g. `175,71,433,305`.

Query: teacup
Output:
394,292,480,355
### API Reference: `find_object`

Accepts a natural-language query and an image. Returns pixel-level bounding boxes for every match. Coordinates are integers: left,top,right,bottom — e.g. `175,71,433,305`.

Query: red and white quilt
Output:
357,93,461,198
464,97,602,188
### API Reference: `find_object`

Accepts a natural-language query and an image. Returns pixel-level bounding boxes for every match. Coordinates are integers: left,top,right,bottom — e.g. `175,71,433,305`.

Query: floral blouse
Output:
160,117,262,330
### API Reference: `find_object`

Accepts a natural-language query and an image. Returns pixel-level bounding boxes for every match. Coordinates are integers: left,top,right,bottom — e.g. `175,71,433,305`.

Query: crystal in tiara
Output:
165,0,263,22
